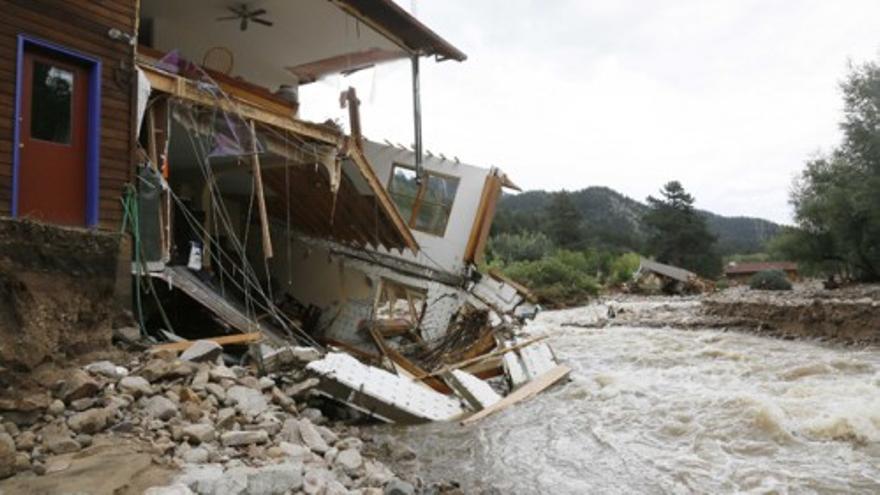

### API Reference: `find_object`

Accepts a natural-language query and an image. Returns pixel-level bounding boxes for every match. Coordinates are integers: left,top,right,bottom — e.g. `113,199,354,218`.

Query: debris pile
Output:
632,258,713,295
0,346,423,494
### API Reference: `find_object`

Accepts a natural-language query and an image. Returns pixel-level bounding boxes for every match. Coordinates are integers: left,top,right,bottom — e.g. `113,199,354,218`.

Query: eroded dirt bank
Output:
703,284,880,344
558,284,880,345
0,218,123,371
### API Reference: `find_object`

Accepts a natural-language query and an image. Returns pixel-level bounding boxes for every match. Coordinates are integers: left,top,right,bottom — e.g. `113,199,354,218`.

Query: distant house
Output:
724,261,799,284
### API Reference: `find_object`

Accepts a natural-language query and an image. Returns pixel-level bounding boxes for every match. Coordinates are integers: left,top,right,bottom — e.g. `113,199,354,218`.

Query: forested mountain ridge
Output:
491,186,782,256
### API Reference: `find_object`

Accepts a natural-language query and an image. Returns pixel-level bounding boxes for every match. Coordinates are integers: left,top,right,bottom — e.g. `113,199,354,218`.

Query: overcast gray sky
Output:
301,0,880,224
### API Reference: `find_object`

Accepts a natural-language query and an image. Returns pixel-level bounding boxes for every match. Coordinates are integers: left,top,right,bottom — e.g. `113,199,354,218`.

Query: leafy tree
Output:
609,252,641,285
544,191,584,249
784,59,880,280
643,181,721,277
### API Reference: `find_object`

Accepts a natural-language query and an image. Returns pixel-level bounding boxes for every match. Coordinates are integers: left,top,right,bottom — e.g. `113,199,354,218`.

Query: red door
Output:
18,48,89,226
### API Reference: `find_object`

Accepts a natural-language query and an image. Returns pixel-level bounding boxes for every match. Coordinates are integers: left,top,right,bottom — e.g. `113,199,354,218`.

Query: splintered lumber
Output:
463,356,504,379
461,364,572,425
382,343,453,395
417,335,548,380
249,120,274,259
373,318,414,338
150,332,263,353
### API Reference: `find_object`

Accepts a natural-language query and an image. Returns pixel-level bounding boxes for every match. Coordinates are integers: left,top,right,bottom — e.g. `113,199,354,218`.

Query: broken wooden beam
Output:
150,332,263,353
382,342,453,395
417,335,548,380
371,318,414,338
461,364,572,425
249,120,274,259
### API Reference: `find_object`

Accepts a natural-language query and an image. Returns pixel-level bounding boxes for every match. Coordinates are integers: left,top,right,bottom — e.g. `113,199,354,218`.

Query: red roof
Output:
725,262,798,275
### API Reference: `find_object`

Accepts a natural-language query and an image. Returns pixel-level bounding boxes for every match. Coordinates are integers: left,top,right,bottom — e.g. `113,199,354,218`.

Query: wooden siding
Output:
0,0,137,231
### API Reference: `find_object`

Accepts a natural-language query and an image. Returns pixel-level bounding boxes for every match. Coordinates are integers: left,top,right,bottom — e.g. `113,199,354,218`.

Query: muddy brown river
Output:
374,301,880,494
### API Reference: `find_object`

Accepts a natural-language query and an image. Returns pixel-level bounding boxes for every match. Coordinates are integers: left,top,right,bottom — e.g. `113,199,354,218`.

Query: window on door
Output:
388,164,459,236
30,62,74,144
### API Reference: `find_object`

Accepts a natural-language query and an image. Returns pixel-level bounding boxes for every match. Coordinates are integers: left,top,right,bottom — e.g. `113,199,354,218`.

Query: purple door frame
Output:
12,34,102,228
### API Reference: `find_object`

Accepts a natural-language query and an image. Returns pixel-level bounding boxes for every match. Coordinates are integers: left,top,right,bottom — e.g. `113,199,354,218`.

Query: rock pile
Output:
0,347,416,495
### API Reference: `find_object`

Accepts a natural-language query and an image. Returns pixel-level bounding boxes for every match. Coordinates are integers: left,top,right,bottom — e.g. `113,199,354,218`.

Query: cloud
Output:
300,0,880,223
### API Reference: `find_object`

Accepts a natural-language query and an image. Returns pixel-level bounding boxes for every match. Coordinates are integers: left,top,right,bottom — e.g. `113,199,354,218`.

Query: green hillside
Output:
491,186,782,256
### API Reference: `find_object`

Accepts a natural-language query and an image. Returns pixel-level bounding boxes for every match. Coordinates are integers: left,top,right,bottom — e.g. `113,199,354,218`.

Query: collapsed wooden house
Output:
0,0,567,423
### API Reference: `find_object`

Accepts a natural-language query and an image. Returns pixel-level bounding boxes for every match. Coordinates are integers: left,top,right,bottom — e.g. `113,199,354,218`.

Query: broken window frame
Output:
388,164,459,237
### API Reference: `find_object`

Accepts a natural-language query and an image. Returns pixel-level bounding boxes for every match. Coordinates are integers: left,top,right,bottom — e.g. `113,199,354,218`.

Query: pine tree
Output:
544,191,583,249
644,181,721,277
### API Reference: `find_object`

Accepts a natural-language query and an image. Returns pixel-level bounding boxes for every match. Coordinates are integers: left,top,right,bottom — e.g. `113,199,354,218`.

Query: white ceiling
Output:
141,0,402,90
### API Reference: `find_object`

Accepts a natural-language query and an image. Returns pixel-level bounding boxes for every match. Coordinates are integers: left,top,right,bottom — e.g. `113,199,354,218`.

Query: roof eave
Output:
331,0,467,62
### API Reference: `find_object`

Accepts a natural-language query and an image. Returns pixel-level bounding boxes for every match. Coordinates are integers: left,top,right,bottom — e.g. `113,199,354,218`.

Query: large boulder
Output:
220,430,269,447
0,432,16,478
139,359,174,383
384,479,415,495
59,370,99,403
144,396,178,420
334,448,363,475
40,422,80,454
226,386,269,417
144,484,195,495
182,423,215,444
245,462,304,495
119,376,153,397
67,407,112,434
85,361,129,379
297,419,329,454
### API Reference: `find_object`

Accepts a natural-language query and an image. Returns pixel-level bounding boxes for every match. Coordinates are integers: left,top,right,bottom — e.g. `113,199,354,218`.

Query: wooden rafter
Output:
138,61,418,253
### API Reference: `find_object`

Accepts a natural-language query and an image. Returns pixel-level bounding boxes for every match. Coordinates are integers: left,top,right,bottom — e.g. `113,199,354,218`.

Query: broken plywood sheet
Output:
502,339,559,389
469,275,523,313
306,352,465,423
445,369,501,411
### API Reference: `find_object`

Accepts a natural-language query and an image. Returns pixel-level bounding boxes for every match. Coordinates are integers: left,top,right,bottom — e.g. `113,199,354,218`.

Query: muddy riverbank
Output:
371,297,880,494
704,284,880,344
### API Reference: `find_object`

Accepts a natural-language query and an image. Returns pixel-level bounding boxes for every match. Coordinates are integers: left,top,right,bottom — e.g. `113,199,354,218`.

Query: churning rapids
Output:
373,299,880,494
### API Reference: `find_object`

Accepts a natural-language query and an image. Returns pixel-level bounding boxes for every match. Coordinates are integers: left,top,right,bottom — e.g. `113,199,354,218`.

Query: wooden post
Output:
341,87,362,150
201,183,213,269
249,120,273,259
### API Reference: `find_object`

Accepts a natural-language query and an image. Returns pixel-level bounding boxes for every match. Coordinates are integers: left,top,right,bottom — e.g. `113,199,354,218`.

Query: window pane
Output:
31,62,73,144
390,191,416,225
414,202,452,235
389,166,419,195
423,174,459,206
389,166,419,221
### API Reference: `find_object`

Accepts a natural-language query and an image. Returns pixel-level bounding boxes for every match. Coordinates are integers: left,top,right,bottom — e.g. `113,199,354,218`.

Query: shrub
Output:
501,250,599,306
749,270,792,291
488,231,554,263
608,252,641,285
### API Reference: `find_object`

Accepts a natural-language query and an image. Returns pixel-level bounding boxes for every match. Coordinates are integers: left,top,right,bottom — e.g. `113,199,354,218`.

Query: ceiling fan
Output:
217,3,274,31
